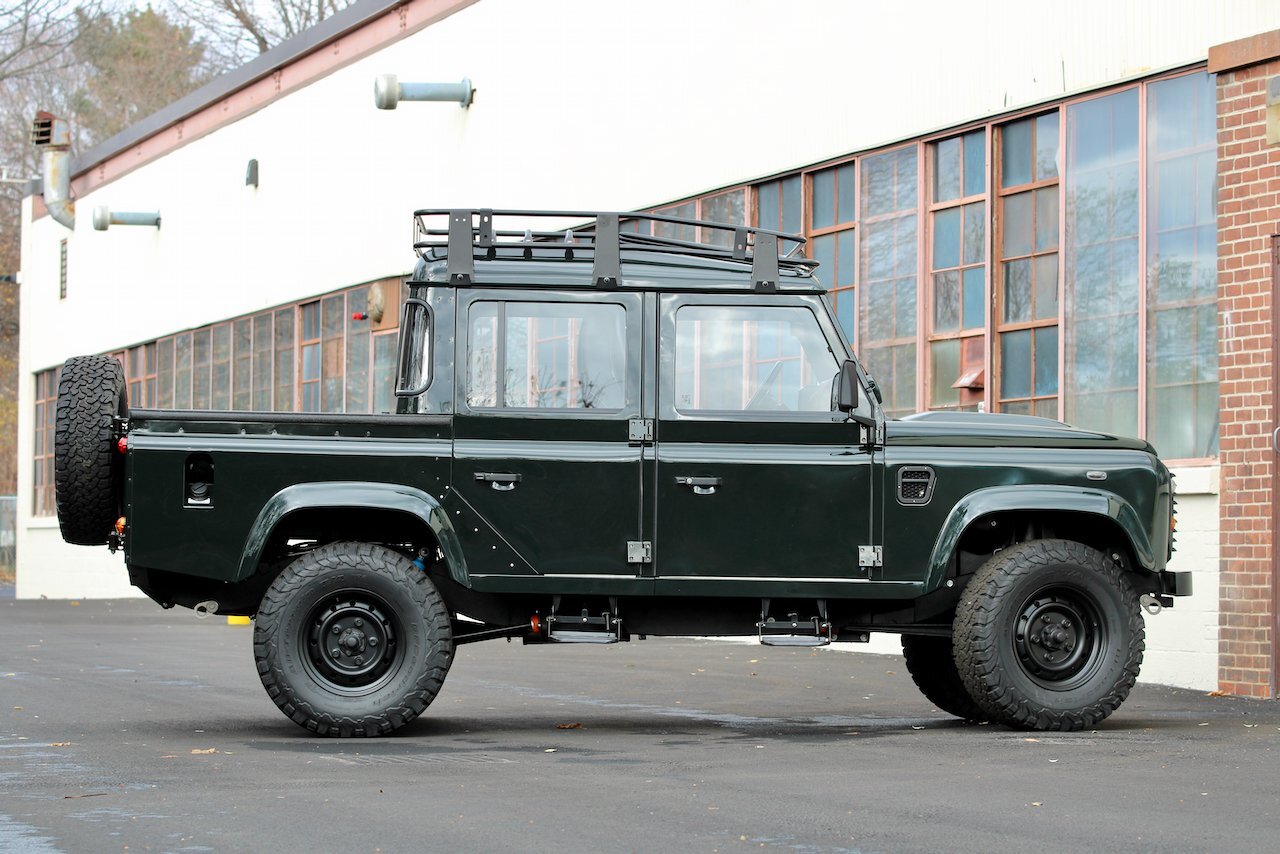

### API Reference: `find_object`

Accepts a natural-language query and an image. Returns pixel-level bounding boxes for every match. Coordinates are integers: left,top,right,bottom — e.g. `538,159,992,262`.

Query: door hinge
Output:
628,418,654,445
858,545,883,568
627,541,653,564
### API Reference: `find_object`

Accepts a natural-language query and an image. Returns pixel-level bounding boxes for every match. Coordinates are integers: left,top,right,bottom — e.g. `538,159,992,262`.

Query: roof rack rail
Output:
411,209,815,291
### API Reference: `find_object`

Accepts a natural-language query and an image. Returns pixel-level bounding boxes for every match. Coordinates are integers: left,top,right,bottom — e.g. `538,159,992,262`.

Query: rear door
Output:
451,289,646,579
653,294,875,588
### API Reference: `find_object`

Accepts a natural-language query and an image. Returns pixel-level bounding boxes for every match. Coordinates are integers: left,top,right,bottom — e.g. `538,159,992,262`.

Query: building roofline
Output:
71,0,405,177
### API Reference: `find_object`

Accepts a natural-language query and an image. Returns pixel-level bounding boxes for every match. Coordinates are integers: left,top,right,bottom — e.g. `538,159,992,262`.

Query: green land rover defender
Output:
53,209,1190,736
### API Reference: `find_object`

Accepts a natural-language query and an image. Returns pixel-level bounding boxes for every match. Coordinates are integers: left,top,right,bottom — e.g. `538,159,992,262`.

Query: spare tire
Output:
54,355,128,545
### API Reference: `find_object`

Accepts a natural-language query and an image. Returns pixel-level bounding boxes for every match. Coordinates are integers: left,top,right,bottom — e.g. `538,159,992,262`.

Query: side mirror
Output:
836,360,859,413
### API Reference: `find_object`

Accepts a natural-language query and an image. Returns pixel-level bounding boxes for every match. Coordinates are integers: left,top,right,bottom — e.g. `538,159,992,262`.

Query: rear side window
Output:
674,304,840,415
467,301,627,411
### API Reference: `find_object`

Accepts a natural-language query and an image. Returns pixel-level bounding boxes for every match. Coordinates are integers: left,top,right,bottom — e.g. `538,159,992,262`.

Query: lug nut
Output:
368,638,378,647
331,648,341,657
355,619,364,627
332,626,341,635
355,656,364,665
1031,634,1040,644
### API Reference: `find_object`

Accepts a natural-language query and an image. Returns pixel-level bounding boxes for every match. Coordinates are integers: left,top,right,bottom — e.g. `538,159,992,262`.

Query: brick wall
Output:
1214,44,1280,698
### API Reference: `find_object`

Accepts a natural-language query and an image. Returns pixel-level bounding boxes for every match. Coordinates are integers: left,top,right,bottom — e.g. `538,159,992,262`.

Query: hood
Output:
886,411,1156,453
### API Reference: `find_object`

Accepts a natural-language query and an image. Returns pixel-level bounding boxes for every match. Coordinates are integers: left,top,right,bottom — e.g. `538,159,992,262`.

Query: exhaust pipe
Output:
193,600,219,619
30,112,74,230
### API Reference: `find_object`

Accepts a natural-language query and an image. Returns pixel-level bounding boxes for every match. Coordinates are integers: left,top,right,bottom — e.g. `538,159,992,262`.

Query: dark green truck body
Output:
58,209,1190,734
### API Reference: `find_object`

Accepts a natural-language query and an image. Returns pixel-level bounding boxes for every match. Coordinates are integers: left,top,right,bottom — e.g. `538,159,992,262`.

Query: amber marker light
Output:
114,517,126,535
530,614,541,635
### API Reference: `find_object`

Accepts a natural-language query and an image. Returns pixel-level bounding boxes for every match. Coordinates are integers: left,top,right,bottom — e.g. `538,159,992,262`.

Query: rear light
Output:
114,517,126,535
530,614,541,635
116,436,127,454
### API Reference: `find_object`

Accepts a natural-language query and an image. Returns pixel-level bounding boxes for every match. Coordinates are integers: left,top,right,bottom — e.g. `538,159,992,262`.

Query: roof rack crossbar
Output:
415,209,814,287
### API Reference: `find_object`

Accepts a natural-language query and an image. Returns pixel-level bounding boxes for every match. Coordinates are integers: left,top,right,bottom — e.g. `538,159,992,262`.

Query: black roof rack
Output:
411,209,816,292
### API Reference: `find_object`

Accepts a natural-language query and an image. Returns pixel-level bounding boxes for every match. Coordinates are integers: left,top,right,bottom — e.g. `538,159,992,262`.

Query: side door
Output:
653,294,876,590
451,289,647,581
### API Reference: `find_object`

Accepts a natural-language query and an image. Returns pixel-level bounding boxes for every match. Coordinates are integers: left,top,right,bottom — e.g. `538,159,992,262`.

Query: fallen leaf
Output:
1023,738,1040,743
1048,759,1059,763
62,792,106,799
12,707,21,711
749,659,759,664
1031,802,1042,807
1207,690,1228,697
1197,723,1209,727
191,748,217,755
555,722,582,730
50,742,71,747
910,725,925,730
544,748,557,753
160,755,178,759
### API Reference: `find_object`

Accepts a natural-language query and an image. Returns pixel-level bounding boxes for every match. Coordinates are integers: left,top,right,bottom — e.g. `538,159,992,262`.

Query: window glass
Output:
232,318,252,410
373,332,399,414
1145,71,1217,458
1064,89,1140,437
274,307,294,412
674,305,839,415
859,146,919,418
192,328,211,409
700,190,745,247
345,286,370,413
321,294,345,412
156,337,174,409
467,302,627,411
252,313,273,411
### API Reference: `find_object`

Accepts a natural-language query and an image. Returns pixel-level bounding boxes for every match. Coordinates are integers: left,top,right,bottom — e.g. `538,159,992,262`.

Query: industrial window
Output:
928,129,987,412
192,327,211,409
299,301,321,411
646,189,749,246
59,239,67,300
251,312,273,411
756,175,802,235
996,111,1060,419
274,307,294,411
126,343,157,408
858,145,919,418
808,163,857,341
32,368,59,516
344,286,371,413
232,318,252,410
1145,72,1218,460
372,331,399,414
466,301,627,411
673,305,839,415
211,323,231,410
1063,88,1141,440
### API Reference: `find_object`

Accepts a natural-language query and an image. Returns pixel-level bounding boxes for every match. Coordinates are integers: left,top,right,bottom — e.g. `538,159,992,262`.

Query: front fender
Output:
235,481,468,586
925,485,1155,591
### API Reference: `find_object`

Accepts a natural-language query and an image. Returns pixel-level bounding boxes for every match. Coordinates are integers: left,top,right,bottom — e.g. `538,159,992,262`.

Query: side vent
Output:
897,466,936,506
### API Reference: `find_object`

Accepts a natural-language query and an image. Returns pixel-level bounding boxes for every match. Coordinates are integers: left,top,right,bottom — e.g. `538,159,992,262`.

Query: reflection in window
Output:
859,146,918,418
299,301,321,411
1146,72,1217,459
998,111,1060,419
467,302,627,411
32,368,60,515
809,163,857,341
929,130,986,411
756,176,802,234
699,189,746,247
1065,89,1140,437
674,305,839,415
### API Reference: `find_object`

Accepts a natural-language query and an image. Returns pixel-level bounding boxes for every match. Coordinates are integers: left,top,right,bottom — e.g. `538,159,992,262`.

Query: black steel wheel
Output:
54,355,127,545
901,635,985,722
953,539,1144,731
254,541,453,737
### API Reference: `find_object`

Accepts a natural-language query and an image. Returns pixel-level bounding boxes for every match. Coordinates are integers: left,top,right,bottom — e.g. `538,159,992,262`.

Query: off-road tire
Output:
54,355,127,545
953,539,1144,731
901,635,985,722
254,542,453,737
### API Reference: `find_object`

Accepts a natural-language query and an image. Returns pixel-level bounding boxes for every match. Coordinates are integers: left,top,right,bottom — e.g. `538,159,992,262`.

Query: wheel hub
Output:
1013,591,1101,688
306,595,398,689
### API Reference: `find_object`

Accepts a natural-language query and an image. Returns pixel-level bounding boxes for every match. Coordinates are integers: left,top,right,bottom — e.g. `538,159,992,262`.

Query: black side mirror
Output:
837,360,859,413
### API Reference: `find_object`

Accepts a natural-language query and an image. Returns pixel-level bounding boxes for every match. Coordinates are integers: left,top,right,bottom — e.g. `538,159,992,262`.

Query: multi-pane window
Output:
1146,72,1217,460
808,163,857,340
32,368,59,516
756,176,802,235
299,301,321,411
648,191,748,246
858,146,919,418
673,305,839,414
928,130,987,411
1064,89,1141,439
997,112,1060,418
466,302,627,411
126,343,157,408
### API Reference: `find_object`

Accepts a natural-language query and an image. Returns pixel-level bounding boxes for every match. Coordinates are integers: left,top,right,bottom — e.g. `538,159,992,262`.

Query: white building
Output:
18,0,1280,695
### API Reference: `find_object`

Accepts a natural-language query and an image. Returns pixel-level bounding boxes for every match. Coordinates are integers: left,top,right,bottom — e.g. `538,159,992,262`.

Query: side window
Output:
674,305,840,415
466,301,627,412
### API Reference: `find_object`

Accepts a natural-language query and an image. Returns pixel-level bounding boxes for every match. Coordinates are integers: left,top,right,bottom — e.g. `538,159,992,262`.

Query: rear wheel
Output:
901,635,984,722
254,542,453,737
953,539,1144,731
54,355,127,545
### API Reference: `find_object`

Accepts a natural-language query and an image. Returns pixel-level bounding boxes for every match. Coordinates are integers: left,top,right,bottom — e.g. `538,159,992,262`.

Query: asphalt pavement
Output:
2,598,1278,853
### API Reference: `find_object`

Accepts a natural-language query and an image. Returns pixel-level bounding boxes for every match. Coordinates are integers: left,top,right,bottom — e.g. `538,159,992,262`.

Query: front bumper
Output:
1158,570,1193,597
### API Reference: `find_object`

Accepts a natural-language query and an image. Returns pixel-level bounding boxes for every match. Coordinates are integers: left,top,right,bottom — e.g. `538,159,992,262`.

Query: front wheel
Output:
254,542,453,737
952,539,1144,731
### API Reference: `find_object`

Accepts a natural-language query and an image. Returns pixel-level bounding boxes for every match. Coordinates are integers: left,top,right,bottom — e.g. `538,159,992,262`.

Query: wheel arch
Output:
235,482,469,587
926,485,1155,591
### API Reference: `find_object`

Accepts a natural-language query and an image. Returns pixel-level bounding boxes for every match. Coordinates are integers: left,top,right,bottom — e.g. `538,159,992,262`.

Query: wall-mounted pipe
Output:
374,74,473,109
30,112,74,230
92,206,161,231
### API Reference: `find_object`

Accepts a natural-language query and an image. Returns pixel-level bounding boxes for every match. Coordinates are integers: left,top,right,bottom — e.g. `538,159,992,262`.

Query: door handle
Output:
1273,426,1280,454
676,476,722,496
475,472,523,492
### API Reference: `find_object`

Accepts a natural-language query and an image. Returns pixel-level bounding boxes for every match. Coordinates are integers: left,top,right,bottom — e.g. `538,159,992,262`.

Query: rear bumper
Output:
1158,570,1193,597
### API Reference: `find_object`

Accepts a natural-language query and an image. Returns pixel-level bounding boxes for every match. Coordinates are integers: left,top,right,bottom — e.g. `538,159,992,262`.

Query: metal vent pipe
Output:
92,206,161,231
30,112,74,230
374,74,473,109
